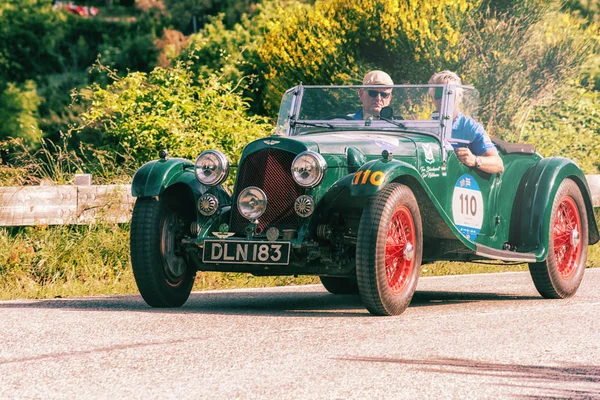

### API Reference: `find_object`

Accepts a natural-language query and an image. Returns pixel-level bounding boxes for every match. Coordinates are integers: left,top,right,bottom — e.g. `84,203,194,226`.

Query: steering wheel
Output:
324,115,356,120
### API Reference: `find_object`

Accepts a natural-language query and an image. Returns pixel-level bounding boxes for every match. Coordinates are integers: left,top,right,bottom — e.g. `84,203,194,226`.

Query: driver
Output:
429,70,504,174
352,70,393,120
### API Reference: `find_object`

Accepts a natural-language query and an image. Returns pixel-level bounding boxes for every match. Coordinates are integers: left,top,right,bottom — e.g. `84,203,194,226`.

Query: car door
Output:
443,148,501,245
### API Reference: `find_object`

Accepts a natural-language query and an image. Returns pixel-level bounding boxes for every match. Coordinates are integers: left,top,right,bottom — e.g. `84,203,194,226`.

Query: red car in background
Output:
53,1,99,17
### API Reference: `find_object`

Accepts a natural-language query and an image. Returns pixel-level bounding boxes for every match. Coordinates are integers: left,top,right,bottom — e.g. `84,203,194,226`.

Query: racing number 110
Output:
459,193,477,216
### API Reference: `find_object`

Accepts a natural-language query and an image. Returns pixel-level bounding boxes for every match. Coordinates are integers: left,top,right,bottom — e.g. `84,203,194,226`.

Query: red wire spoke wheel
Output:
529,179,588,299
385,206,416,294
357,183,422,316
553,196,582,279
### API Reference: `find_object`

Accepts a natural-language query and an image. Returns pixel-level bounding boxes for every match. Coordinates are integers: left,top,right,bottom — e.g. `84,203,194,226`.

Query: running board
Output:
475,244,537,263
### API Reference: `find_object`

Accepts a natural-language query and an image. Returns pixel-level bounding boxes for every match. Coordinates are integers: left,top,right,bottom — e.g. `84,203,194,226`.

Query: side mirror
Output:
380,106,394,119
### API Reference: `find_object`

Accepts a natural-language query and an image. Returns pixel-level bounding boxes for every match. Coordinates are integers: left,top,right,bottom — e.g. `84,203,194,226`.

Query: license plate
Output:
202,240,291,265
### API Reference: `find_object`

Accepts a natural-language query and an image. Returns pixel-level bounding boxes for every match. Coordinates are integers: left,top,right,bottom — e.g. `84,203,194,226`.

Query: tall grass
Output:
0,135,138,186
0,224,133,300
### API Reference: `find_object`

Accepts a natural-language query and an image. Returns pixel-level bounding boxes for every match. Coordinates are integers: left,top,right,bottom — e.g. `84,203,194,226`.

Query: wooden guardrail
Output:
0,182,134,226
1,175,599,227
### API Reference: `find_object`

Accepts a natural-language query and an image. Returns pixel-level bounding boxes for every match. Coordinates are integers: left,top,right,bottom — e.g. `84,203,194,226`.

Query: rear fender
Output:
513,157,599,260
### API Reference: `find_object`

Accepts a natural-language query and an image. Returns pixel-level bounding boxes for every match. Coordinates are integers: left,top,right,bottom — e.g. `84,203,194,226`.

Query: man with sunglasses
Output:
352,70,393,120
429,70,504,174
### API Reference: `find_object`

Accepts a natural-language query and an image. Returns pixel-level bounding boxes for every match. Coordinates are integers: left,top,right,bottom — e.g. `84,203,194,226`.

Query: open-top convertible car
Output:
130,83,599,316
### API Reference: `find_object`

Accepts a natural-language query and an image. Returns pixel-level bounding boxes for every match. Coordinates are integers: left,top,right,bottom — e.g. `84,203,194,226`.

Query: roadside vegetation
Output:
0,0,599,299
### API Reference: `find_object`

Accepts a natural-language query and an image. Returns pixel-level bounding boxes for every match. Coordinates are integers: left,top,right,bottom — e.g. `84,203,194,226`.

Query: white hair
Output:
429,70,463,103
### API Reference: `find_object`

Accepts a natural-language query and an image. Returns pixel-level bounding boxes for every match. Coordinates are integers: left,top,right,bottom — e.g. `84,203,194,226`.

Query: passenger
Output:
353,70,393,120
429,70,504,174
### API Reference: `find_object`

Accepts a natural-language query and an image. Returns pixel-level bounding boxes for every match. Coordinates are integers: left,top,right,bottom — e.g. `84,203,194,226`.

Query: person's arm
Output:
455,148,504,174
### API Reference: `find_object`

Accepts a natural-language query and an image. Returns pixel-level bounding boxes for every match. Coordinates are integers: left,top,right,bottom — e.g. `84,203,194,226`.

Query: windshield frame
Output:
275,83,477,148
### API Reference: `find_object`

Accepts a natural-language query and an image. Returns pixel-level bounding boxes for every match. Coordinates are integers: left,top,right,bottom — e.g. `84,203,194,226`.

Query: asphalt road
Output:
1,269,599,400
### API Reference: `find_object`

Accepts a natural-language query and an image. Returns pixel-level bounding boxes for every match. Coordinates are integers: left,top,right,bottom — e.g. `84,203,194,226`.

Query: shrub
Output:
73,59,272,166
179,1,285,115
0,81,43,147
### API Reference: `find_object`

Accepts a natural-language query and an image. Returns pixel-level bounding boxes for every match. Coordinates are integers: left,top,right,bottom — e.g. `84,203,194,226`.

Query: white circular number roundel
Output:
452,174,484,241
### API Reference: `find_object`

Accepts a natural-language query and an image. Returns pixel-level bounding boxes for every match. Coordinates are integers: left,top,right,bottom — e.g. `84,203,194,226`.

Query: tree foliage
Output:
164,0,268,33
0,0,67,86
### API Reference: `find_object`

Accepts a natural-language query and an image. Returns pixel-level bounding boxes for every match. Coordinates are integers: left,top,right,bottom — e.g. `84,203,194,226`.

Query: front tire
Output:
528,179,588,299
356,183,422,316
130,197,196,307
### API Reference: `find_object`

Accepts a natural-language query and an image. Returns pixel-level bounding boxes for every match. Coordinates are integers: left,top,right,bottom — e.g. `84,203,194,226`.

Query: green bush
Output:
73,59,272,166
0,81,43,146
179,1,291,115
36,72,90,143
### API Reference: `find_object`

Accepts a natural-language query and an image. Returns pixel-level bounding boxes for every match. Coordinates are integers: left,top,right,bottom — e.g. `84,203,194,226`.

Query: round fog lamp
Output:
237,187,267,220
294,195,315,217
198,193,219,216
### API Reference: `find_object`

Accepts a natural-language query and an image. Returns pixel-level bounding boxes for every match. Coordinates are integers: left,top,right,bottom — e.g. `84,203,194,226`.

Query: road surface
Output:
1,269,599,399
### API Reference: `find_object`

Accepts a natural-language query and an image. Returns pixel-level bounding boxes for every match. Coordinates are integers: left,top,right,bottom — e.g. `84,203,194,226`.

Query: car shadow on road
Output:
410,290,540,307
0,288,541,317
336,356,600,399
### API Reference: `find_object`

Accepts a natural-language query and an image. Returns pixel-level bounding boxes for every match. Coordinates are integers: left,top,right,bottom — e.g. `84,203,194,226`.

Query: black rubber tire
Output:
130,197,195,307
528,179,588,299
319,276,359,295
356,183,422,316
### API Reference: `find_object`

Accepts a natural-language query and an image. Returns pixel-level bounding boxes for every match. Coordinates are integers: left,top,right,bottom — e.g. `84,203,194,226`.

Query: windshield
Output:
275,85,480,143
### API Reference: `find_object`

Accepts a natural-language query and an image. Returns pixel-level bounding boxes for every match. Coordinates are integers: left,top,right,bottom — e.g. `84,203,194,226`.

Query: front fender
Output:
516,157,599,260
336,158,477,252
132,158,203,198
349,159,423,197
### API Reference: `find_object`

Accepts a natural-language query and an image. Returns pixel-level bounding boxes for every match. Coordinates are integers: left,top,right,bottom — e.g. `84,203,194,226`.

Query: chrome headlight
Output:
291,151,327,188
195,150,229,186
237,187,267,220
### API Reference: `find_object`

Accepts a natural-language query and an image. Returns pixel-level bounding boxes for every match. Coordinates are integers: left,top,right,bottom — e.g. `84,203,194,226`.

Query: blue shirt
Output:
352,109,363,120
451,112,496,156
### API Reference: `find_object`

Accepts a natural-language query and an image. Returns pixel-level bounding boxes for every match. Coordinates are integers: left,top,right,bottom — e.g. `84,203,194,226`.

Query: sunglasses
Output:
367,90,391,99
434,87,444,100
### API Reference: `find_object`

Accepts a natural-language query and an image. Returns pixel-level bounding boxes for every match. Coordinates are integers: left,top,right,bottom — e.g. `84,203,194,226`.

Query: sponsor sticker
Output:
452,174,484,241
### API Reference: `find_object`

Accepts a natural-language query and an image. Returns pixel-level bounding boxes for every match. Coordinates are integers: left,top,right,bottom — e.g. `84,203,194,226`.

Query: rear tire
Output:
319,276,359,295
356,183,422,316
130,197,195,307
528,179,588,299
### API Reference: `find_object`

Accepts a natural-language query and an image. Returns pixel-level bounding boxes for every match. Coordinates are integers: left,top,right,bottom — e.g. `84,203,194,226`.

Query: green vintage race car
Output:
130,83,599,316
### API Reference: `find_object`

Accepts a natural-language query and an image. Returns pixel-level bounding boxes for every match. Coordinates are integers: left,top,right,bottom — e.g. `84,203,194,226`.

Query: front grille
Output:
230,149,303,234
